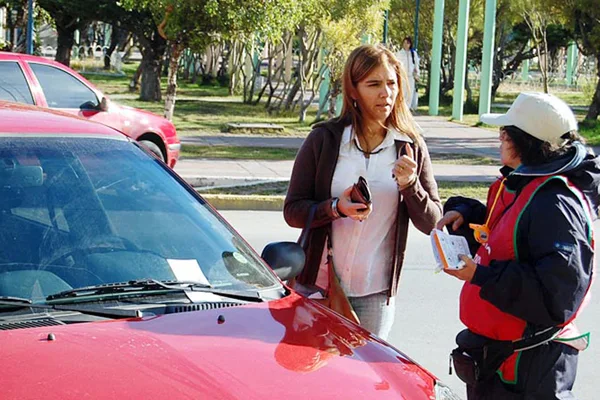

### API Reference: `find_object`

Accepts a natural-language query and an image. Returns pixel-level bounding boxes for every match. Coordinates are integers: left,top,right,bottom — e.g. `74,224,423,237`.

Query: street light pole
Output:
451,0,471,121
478,0,497,116
26,0,34,54
382,10,389,45
413,0,420,50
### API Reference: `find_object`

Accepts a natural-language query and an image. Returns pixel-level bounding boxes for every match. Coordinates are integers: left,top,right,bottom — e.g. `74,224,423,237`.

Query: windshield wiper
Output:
155,280,263,302
0,297,142,319
47,279,263,303
46,279,185,301
0,296,33,304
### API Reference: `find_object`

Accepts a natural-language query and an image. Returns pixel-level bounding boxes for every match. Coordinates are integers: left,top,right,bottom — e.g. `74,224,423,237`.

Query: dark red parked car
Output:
0,102,460,399
0,51,180,167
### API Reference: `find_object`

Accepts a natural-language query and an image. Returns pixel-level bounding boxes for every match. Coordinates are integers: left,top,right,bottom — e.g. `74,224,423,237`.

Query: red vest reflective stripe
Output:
460,175,593,384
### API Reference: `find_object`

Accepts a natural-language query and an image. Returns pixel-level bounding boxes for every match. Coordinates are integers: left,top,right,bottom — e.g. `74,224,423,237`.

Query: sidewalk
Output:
176,160,500,189
176,115,502,188
175,115,506,210
179,115,501,159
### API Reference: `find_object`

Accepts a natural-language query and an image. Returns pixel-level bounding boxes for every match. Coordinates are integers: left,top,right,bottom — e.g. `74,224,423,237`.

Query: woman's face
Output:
499,128,521,168
402,40,411,50
353,63,399,127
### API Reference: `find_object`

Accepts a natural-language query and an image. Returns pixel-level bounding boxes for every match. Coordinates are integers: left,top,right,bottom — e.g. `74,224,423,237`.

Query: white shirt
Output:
395,48,420,79
395,49,420,110
315,125,412,297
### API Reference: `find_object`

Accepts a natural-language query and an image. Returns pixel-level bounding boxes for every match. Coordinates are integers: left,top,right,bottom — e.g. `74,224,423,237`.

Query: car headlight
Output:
434,380,462,400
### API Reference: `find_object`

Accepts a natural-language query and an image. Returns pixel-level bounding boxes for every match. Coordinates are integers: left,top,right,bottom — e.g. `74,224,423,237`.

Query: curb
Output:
200,194,285,211
184,176,287,190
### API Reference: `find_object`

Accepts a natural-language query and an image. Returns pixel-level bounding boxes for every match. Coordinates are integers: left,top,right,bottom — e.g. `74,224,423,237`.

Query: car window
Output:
0,62,34,104
0,137,279,301
29,63,99,109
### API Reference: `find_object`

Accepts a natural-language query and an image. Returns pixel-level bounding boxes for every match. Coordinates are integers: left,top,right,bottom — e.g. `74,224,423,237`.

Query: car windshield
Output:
0,136,280,303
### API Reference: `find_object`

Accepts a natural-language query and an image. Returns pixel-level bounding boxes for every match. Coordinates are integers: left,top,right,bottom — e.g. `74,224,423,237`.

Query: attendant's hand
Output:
444,255,476,282
337,186,372,221
392,143,417,189
435,211,464,231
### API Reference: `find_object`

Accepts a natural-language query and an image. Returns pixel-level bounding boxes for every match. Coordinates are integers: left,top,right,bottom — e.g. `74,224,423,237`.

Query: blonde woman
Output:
284,44,441,339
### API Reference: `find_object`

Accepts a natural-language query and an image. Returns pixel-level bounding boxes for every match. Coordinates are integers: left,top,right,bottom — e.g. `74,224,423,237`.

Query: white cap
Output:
480,92,578,145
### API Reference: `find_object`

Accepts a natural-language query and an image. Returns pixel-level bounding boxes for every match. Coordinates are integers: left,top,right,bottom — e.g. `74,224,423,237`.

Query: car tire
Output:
139,140,165,162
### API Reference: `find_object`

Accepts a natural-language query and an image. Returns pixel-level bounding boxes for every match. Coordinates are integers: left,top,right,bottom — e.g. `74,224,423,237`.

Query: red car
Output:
0,51,180,167
0,102,459,399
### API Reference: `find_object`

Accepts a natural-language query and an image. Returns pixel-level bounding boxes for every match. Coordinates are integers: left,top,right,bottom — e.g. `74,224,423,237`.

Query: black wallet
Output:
350,176,372,206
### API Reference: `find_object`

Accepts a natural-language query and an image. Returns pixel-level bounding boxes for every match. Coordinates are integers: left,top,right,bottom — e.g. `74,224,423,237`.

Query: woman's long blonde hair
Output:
340,44,420,144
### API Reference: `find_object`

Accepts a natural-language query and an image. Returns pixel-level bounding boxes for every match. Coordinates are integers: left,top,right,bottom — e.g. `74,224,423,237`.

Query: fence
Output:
40,44,124,74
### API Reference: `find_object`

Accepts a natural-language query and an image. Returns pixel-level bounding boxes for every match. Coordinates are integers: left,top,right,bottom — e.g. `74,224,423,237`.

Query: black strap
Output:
513,326,562,352
297,204,318,249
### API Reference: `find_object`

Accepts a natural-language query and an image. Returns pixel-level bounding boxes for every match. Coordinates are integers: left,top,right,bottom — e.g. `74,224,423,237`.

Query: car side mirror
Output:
261,242,305,281
98,96,110,112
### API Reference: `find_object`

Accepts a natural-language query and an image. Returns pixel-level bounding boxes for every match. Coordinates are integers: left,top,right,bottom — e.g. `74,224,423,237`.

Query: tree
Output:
122,0,301,120
514,0,563,93
37,0,168,100
389,0,488,102
557,0,600,120
37,0,91,65
321,0,388,118
265,0,387,121
1,0,29,52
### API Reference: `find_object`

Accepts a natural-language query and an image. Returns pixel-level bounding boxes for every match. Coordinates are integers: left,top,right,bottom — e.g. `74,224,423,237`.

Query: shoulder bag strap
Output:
298,204,318,249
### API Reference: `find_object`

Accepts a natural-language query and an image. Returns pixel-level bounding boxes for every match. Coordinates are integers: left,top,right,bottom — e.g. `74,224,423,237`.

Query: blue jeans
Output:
348,292,395,340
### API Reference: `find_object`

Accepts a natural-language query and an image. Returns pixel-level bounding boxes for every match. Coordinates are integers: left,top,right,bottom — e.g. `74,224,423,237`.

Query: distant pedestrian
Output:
395,36,419,112
437,92,599,399
284,44,442,340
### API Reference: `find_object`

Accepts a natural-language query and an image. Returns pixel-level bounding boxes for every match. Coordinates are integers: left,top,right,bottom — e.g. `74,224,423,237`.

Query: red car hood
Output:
2,294,435,399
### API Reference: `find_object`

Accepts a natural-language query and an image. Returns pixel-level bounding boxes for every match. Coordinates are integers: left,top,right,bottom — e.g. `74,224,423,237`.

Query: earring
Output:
353,100,358,108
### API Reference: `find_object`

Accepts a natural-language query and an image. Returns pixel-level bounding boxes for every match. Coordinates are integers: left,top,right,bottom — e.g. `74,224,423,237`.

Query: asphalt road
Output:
220,210,600,400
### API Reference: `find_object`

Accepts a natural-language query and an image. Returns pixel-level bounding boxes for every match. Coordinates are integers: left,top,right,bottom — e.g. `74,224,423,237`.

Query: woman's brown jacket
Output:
283,117,442,298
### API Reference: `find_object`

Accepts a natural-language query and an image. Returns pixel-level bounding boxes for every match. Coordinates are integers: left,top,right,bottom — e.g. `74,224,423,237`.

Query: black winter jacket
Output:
444,142,600,329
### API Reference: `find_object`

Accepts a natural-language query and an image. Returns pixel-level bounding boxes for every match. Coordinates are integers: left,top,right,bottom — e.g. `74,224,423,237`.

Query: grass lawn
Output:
116,97,316,136
181,145,298,160
201,180,490,202
429,152,499,165
418,88,600,145
181,144,499,165
82,62,317,136
83,63,599,144
579,119,600,145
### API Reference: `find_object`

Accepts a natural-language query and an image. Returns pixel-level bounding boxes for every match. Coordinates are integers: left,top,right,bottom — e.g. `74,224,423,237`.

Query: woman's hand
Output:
435,211,464,231
393,143,417,188
443,255,476,282
337,186,372,221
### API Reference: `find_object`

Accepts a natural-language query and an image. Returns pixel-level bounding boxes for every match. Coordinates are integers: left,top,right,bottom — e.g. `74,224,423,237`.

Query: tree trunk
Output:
164,42,184,121
139,58,162,101
283,78,300,111
328,79,341,119
138,34,167,102
104,25,122,70
55,23,76,67
297,49,306,122
585,54,600,120
129,64,142,92
465,64,472,105
7,15,16,52
539,33,550,94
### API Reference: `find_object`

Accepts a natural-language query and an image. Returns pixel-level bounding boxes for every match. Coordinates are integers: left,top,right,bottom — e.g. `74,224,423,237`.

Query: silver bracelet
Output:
331,197,341,219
